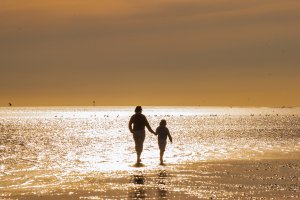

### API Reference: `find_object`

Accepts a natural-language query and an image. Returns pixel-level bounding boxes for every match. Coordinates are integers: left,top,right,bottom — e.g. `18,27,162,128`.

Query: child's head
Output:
160,119,167,126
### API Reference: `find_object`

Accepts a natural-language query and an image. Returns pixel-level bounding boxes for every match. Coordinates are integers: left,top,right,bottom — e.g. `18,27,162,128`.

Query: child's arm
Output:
167,129,172,143
154,127,158,136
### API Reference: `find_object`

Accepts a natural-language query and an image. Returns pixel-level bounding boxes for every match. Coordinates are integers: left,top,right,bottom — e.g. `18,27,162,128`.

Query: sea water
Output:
0,107,299,197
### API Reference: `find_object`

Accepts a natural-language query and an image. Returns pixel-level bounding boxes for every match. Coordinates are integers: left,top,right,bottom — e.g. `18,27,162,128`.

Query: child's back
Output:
156,119,172,164
156,125,170,141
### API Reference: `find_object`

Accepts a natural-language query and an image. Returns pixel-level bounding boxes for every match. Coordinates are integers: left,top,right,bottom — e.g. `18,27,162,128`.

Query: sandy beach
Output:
1,158,299,199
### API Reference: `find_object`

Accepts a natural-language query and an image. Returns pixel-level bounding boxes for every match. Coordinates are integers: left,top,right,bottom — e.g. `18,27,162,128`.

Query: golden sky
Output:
1,0,300,106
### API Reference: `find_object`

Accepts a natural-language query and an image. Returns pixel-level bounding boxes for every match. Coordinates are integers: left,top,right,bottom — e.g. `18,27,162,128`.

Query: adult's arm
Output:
145,117,156,134
128,116,134,133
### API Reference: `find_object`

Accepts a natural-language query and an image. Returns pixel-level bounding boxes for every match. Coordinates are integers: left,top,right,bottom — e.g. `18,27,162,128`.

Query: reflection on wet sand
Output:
130,173,146,199
129,170,170,199
157,170,168,199
132,174,145,185
130,187,146,200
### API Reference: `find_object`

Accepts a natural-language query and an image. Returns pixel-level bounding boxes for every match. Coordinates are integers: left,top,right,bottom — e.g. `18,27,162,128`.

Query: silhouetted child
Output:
156,119,172,164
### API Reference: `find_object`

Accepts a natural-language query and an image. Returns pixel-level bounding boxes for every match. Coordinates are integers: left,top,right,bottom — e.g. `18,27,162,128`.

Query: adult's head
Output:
160,119,167,126
135,106,143,114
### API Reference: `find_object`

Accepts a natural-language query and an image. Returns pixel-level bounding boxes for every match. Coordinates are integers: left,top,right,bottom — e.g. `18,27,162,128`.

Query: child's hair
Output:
160,119,167,126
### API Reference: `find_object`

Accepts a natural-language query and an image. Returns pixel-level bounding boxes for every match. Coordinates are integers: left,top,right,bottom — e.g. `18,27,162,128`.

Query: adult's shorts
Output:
133,130,146,153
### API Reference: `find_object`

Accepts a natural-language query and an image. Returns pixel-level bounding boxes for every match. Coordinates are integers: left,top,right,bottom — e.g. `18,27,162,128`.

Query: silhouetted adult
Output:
129,106,156,164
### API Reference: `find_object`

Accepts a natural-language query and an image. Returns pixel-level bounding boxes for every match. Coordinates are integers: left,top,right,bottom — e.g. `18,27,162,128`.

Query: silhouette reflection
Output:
157,170,169,199
133,174,145,185
130,187,146,199
129,171,170,199
129,173,146,199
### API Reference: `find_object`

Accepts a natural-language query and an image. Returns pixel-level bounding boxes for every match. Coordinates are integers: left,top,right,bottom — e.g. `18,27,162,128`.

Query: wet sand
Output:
2,159,299,199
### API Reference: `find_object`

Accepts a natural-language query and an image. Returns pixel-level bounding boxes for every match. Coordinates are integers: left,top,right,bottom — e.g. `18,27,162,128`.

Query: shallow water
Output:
0,107,300,198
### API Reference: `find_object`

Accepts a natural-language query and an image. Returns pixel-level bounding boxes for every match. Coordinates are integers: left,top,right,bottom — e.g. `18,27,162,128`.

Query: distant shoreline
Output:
0,105,299,108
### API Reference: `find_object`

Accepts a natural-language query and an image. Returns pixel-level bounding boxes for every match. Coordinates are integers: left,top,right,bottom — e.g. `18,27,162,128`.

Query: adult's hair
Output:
135,106,142,113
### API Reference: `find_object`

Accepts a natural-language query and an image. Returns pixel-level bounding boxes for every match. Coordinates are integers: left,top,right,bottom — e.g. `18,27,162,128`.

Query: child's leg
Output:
160,150,165,164
158,140,167,164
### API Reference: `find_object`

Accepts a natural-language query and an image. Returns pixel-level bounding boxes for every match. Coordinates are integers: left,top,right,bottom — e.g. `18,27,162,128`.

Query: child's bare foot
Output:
160,159,164,165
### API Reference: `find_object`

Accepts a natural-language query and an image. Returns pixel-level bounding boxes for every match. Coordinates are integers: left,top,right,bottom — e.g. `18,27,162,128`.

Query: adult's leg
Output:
133,131,145,163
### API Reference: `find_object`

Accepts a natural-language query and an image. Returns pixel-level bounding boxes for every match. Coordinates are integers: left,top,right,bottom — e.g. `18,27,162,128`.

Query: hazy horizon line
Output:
1,105,298,108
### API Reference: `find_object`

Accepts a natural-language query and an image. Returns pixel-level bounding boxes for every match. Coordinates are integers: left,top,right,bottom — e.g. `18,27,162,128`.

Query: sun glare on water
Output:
0,106,299,198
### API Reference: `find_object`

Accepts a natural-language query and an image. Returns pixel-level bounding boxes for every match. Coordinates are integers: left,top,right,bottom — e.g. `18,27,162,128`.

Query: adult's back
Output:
129,113,151,132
